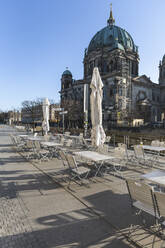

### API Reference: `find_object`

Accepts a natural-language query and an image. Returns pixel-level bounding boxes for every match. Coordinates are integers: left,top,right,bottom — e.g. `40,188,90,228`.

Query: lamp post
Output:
53,107,67,134
84,83,89,137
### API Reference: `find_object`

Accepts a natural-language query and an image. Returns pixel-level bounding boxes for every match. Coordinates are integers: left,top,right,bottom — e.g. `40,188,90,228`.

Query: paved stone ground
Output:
0,125,165,247
0,125,136,248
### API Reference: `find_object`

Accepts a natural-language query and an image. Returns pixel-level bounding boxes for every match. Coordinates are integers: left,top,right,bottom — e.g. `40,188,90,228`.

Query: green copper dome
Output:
88,6,138,54
88,25,138,53
62,69,72,76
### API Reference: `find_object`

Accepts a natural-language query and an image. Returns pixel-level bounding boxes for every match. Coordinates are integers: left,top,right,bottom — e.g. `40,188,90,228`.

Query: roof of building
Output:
62,69,72,76
87,6,138,54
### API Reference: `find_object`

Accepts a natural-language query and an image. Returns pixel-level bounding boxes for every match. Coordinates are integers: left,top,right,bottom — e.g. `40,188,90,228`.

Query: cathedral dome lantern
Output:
162,55,165,65
159,55,165,85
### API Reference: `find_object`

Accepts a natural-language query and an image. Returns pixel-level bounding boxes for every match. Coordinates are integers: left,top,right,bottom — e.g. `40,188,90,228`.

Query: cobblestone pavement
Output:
0,165,47,248
0,126,47,247
1,125,164,248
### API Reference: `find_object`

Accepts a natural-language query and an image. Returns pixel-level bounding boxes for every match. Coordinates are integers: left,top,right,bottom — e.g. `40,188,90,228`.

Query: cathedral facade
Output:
60,6,164,128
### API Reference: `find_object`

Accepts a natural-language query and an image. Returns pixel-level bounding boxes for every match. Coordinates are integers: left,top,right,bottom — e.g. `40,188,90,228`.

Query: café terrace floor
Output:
0,124,165,248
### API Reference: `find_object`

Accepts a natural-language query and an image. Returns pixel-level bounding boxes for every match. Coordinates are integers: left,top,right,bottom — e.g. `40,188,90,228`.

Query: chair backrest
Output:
26,140,34,148
118,143,126,148
105,136,111,143
79,133,83,137
65,132,70,136
159,141,165,147
114,147,127,160
59,150,68,167
34,141,41,150
65,139,72,147
154,191,165,218
60,137,65,145
126,178,154,208
66,154,78,170
133,145,144,158
97,144,109,154
44,135,50,142
151,140,160,147
82,138,89,148
10,134,16,145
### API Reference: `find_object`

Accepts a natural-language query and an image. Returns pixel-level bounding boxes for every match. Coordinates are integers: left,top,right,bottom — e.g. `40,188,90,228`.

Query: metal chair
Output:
34,141,50,162
59,150,69,167
97,144,109,155
126,178,158,226
65,139,73,148
134,145,156,167
151,140,160,147
66,154,91,184
154,191,165,232
23,140,35,159
111,147,128,173
105,136,111,145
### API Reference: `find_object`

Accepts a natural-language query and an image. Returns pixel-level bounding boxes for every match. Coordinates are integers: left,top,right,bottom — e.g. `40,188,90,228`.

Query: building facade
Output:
60,6,164,128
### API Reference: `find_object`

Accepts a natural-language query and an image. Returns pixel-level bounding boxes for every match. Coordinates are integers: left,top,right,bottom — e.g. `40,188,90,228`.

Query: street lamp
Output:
53,107,68,134
84,83,89,137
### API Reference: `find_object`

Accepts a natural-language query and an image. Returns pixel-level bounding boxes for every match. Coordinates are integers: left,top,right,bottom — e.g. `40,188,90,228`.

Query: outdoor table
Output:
41,141,62,147
27,136,45,141
18,135,28,137
142,145,165,153
142,145,165,162
141,170,165,189
74,150,114,176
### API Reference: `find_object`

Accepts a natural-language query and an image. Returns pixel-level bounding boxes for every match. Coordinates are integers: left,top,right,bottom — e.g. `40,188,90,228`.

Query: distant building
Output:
60,5,164,128
7,110,21,125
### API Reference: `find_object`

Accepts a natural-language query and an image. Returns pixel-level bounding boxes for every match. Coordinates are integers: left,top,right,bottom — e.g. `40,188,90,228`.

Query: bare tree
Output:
21,98,44,131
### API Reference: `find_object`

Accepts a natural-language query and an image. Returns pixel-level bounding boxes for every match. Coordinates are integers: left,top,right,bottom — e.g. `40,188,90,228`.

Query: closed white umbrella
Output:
90,67,106,147
42,98,50,135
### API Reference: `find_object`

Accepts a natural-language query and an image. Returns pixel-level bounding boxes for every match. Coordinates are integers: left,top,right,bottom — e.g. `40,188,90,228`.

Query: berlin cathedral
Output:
60,6,165,128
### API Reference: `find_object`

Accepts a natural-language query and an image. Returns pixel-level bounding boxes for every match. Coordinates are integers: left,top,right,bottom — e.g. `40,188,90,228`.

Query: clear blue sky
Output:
0,0,165,111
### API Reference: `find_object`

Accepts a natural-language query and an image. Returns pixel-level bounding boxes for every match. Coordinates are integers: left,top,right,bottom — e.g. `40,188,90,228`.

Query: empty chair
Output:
66,154,91,183
11,135,26,151
111,147,128,172
105,136,111,144
59,150,69,167
65,139,73,148
44,134,50,142
133,145,146,165
159,141,165,147
154,191,165,228
34,141,50,162
24,140,35,159
65,131,70,136
126,178,158,224
134,145,154,167
151,140,160,147
34,133,38,137
97,144,109,155
60,137,65,146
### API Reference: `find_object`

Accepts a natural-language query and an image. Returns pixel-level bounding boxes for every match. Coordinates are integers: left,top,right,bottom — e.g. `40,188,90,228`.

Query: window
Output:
152,93,155,101
110,89,113,96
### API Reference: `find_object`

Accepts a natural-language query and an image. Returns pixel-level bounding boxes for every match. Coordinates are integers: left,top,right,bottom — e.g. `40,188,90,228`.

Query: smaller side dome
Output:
62,68,72,77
